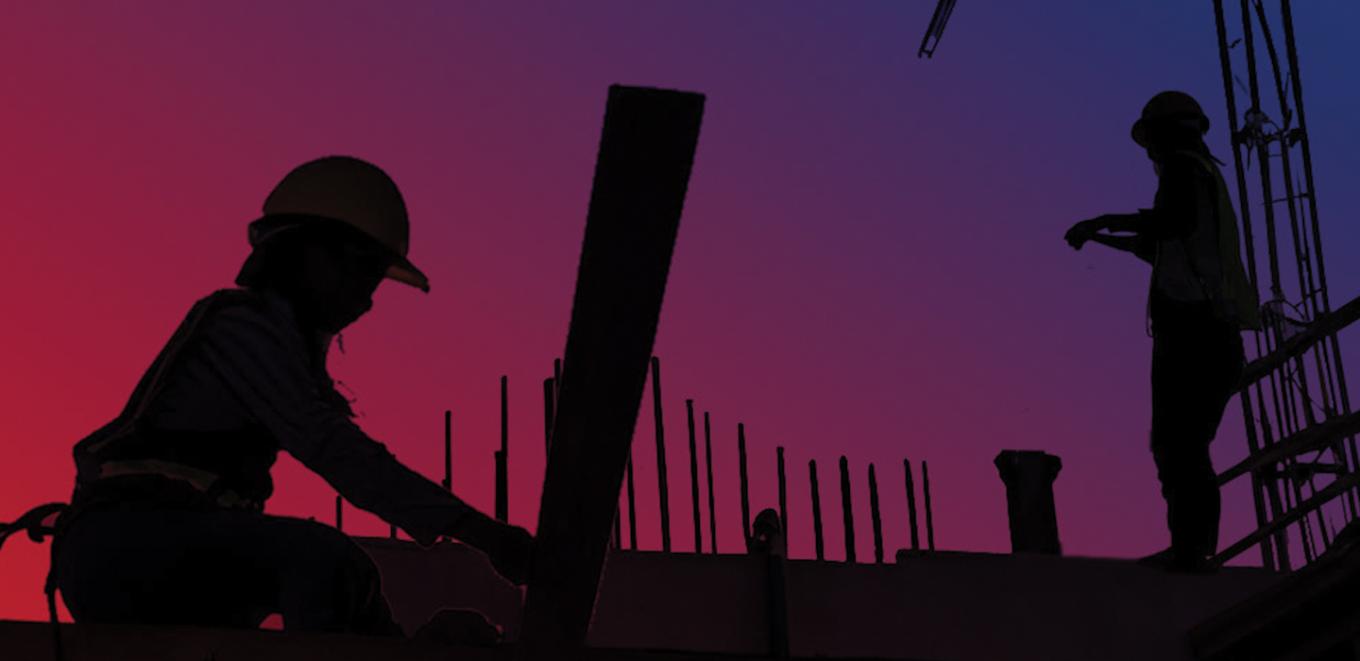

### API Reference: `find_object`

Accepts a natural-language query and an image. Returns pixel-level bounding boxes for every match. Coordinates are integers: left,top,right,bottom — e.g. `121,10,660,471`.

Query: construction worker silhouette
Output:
1065,92,1260,573
44,156,533,634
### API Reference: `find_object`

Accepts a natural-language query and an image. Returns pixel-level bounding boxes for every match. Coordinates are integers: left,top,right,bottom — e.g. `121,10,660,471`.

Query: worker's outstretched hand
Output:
486,523,534,586
1064,220,1099,250
453,511,535,585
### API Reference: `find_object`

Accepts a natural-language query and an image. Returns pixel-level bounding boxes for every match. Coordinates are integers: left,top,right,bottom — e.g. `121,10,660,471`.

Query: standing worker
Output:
41,156,532,635
1064,91,1260,573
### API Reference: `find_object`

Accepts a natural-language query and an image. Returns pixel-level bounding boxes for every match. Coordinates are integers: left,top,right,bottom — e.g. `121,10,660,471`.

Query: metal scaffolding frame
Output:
1210,0,1360,572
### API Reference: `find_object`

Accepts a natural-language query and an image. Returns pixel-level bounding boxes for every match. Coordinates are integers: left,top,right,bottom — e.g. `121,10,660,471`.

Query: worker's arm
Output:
195,300,530,581
1087,233,1155,265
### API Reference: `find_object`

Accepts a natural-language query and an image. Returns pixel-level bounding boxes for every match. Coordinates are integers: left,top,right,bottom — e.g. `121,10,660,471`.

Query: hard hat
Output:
244,156,430,293
1131,91,1210,148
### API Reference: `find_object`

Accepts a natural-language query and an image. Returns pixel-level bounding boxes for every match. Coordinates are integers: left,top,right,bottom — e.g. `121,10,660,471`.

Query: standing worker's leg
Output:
1150,325,1244,564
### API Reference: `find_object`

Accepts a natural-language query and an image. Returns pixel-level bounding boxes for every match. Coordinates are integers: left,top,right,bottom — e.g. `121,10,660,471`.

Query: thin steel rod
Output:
687,399,702,553
922,460,936,551
498,375,509,522
904,459,921,551
810,460,824,561
651,356,671,552
705,412,717,553
839,456,856,563
495,450,508,522
777,446,788,545
1239,0,1284,299
443,409,453,491
739,423,752,543
335,495,343,531
869,463,884,564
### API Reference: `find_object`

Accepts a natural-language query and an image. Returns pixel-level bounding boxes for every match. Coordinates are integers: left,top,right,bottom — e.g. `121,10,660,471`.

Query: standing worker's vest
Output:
1163,149,1262,332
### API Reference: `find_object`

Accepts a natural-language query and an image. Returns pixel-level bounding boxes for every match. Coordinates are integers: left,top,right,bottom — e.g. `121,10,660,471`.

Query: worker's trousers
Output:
52,502,405,636
1150,304,1244,562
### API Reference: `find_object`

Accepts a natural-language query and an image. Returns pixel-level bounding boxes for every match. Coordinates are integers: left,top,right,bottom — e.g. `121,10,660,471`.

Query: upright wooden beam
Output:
519,84,705,654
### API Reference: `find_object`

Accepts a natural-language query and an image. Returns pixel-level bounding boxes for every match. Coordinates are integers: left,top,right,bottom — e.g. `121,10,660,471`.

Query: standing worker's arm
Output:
194,300,530,581
1087,233,1155,265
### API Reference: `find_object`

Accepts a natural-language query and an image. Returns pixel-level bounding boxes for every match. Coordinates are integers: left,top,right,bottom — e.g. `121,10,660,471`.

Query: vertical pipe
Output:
498,375,509,522
904,459,921,551
544,377,555,454
810,460,825,561
627,452,639,550
869,463,884,564
777,446,788,545
839,456,856,563
335,495,343,532
443,409,453,492
686,399,702,553
705,412,717,553
651,356,672,552
738,423,752,543
923,460,936,551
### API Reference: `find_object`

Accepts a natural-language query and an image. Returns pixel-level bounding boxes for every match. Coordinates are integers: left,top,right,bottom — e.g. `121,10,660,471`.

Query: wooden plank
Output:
519,84,705,654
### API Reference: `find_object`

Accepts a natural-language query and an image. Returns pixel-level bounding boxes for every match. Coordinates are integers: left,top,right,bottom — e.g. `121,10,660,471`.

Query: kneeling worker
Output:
51,156,532,634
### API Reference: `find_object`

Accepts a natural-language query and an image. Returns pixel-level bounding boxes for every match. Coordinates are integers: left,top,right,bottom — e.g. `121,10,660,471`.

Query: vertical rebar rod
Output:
497,375,509,522
651,356,672,552
1215,0,1295,567
869,463,884,564
495,450,508,522
687,399,702,553
544,377,555,454
443,409,453,492
922,460,936,551
335,495,343,532
390,524,397,540
810,460,824,561
839,456,856,563
738,423,752,543
705,412,717,553
1283,0,1360,517
904,459,921,551
1238,2,1318,550
1239,0,1284,299
777,446,788,544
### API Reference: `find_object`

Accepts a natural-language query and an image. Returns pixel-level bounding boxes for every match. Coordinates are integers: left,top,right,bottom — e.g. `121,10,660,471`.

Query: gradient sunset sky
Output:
3,1,1360,621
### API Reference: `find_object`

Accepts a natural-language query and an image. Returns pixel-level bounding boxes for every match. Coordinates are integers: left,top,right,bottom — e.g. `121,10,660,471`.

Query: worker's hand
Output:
452,511,534,585
1064,220,1100,250
485,524,534,586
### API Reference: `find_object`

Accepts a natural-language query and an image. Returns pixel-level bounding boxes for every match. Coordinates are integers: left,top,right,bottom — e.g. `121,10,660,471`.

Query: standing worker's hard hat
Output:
241,155,431,293
1131,91,1210,148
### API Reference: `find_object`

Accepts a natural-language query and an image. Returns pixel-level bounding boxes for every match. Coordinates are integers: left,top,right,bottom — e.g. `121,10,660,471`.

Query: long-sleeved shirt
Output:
71,287,472,546
1138,151,1221,307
